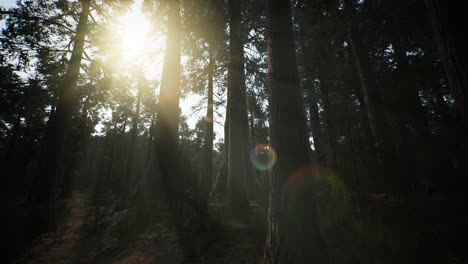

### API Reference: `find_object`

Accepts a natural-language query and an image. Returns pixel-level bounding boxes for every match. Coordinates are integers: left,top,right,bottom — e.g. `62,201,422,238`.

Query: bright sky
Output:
113,0,223,139
0,0,224,141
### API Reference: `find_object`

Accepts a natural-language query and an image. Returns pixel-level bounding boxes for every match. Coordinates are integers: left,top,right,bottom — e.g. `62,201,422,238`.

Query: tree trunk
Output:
154,0,182,208
263,0,329,263
226,0,249,217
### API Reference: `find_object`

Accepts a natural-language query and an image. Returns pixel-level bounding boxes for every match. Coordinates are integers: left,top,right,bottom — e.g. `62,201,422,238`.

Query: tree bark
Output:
226,0,249,217
263,0,329,263
154,0,182,207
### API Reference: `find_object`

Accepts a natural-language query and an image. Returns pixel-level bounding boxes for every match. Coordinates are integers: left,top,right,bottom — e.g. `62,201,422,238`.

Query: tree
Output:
263,0,329,263
28,0,91,230
226,0,250,216
153,0,182,207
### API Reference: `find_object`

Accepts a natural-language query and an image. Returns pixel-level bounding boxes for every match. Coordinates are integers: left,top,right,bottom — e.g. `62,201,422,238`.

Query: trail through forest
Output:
18,192,183,264
15,191,264,264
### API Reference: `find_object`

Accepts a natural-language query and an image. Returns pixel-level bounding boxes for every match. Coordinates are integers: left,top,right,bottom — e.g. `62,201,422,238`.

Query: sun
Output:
117,4,151,64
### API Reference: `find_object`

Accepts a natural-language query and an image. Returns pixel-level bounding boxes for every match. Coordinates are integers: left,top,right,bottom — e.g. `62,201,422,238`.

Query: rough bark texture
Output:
226,0,249,217
154,0,182,206
263,0,329,263
32,0,90,231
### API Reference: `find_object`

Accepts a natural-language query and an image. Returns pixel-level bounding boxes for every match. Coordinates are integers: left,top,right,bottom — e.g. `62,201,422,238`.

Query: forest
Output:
1,0,467,263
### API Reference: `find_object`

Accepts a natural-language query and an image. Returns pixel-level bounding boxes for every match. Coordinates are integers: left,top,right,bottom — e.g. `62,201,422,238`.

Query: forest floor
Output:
14,192,266,264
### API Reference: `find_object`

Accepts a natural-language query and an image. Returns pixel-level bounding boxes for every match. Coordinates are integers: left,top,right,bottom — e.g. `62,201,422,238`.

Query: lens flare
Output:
287,165,349,202
250,144,277,171
285,165,350,226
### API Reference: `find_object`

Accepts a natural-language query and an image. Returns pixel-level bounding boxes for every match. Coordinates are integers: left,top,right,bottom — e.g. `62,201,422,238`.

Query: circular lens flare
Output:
250,144,277,171
287,165,349,202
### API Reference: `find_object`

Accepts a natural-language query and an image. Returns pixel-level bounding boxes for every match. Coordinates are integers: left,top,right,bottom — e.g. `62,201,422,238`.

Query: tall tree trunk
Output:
263,0,329,263
201,43,214,203
154,0,182,207
31,0,90,230
226,0,249,216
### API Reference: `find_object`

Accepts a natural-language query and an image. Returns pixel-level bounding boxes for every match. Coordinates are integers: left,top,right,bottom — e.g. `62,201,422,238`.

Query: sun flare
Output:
117,6,151,64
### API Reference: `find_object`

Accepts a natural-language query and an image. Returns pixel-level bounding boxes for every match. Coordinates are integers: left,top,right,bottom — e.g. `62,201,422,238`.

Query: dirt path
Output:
14,192,265,264
17,192,183,264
